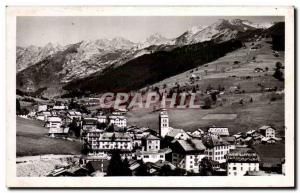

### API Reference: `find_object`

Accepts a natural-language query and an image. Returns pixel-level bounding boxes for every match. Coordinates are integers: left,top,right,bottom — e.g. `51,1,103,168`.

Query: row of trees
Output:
105,151,216,176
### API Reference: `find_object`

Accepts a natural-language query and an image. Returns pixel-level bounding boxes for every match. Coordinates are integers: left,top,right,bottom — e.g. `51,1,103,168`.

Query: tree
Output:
203,97,212,109
106,124,114,132
135,161,150,176
106,151,132,176
16,99,21,115
199,157,213,176
273,62,284,81
158,165,173,176
69,118,81,137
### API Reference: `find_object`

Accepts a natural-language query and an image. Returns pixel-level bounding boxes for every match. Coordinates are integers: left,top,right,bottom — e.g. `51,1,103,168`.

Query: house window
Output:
160,155,164,158
144,155,149,158
233,167,237,170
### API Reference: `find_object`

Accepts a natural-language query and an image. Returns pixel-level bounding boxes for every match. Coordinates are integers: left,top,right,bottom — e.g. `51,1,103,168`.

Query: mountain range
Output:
16,19,279,97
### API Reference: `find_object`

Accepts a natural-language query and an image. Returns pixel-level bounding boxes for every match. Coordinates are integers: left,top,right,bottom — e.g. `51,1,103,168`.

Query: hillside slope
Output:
64,40,243,94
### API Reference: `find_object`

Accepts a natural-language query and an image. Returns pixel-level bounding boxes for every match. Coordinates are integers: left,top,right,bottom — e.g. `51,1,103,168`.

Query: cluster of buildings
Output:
79,110,283,176
21,102,284,177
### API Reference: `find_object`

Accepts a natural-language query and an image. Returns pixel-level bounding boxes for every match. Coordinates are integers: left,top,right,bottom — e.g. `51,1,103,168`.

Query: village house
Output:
258,125,276,138
141,134,160,152
97,115,107,124
37,104,47,112
45,116,62,128
203,135,231,163
48,126,69,138
67,111,82,121
82,118,98,131
136,134,171,163
136,148,171,163
171,139,207,173
86,131,133,157
221,136,236,150
226,147,260,176
164,128,190,142
208,127,230,136
53,104,68,111
36,111,51,121
108,115,127,128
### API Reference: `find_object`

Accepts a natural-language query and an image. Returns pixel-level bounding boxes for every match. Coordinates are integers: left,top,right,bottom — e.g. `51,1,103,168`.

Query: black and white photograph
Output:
6,6,295,188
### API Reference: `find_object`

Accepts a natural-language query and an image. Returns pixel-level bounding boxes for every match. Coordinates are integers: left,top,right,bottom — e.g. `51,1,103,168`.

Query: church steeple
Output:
159,110,169,138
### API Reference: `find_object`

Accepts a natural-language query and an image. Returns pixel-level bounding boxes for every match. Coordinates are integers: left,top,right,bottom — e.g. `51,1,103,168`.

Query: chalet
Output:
190,128,205,137
97,115,107,124
37,104,47,112
226,147,259,176
164,127,190,142
67,111,82,121
136,148,171,163
48,126,69,137
108,115,127,128
36,111,51,121
171,139,206,173
53,104,68,111
221,136,236,150
208,127,230,136
246,130,257,137
82,118,98,131
258,125,276,138
203,135,231,163
261,137,276,144
45,116,62,128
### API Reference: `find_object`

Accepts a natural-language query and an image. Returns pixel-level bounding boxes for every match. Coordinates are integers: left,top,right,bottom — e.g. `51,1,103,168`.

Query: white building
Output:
203,135,231,163
159,111,170,138
171,139,207,173
109,116,127,128
258,125,276,138
97,115,107,124
38,104,47,112
53,104,68,111
86,131,133,157
36,111,51,121
226,148,260,176
136,148,171,163
136,134,171,163
142,134,160,152
67,111,82,121
208,127,230,136
165,128,190,142
45,116,62,128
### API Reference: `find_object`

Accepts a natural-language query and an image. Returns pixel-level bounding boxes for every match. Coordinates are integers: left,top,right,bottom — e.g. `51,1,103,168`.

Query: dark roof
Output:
172,139,206,154
203,135,230,148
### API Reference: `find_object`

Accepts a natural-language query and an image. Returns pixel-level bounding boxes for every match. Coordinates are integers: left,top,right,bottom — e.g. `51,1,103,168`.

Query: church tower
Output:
159,110,169,138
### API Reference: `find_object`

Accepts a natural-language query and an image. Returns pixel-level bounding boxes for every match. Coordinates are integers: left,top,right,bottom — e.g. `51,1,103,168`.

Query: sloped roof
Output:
47,116,62,122
203,135,230,148
258,125,275,131
144,134,160,140
166,128,187,138
173,139,206,154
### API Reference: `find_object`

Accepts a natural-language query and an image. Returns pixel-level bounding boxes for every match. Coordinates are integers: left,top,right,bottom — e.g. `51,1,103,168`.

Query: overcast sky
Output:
17,16,284,47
